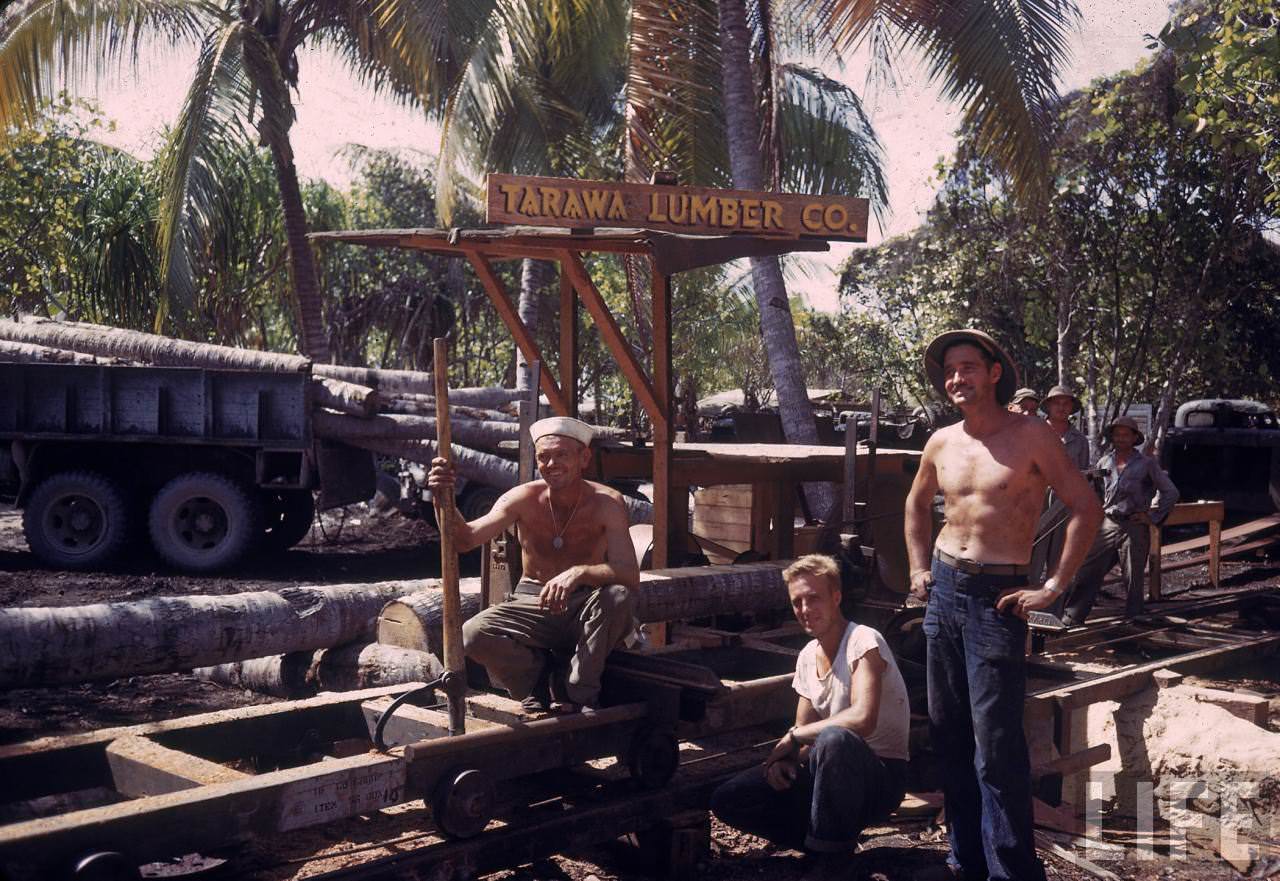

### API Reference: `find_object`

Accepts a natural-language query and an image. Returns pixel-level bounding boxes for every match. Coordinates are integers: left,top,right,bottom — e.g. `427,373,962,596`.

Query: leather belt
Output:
934,548,1029,576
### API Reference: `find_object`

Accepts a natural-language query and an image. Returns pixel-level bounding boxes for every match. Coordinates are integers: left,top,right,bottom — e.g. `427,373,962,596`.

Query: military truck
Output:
0,361,374,572
1161,398,1280,514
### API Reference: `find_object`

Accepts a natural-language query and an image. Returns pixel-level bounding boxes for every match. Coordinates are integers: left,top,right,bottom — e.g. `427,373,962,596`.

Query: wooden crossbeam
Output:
557,250,662,421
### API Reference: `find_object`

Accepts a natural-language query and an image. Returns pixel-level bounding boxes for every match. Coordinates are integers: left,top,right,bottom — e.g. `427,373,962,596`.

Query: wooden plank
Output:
486,173,869,241
1031,744,1111,780
559,250,661,421
1209,518,1222,588
1160,513,1280,556
1035,632,1280,710
1162,501,1225,526
105,735,248,798
360,697,498,748
464,250,568,415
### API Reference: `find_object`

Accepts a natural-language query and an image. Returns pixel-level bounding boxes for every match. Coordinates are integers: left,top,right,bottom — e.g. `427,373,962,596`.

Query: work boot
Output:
520,660,553,715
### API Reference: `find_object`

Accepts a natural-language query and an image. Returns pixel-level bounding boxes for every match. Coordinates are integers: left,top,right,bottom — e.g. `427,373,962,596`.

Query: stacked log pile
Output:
0,317,646,520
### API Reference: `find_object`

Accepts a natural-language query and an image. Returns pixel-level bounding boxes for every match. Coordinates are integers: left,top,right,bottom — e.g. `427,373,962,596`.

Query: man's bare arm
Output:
425,457,524,552
904,435,942,601
790,649,886,744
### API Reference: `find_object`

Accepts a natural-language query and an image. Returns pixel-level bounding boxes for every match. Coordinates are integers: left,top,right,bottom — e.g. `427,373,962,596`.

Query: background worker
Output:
1008,387,1041,415
709,554,909,875
1061,415,1179,625
1030,385,1096,587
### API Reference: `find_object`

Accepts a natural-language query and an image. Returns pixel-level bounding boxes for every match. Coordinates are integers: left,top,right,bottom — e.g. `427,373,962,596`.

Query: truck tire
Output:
23,471,131,570
457,486,503,522
148,472,262,572
261,490,316,551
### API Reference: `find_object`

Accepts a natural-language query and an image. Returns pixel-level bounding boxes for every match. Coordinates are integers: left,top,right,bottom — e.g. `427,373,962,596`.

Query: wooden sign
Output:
486,173,868,241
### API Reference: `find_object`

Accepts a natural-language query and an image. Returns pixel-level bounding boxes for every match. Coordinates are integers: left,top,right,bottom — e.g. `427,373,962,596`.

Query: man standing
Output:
427,416,639,713
905,330,1103,881
1008,387,1041,415
1061,415,1179,625
1030,385,1094,586
710,554,909,874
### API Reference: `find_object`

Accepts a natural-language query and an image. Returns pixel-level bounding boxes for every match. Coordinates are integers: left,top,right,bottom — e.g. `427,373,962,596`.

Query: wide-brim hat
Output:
1010,388,1040,406
530,416,595,446
924,329,1019,406
1041,385,1082,414
1105,415,1144,446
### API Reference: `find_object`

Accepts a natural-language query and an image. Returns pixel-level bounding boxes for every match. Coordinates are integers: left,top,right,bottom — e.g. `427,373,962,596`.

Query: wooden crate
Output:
692,484,753,562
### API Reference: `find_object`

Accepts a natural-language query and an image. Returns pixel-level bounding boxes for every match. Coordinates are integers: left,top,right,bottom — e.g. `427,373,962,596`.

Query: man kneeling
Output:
710,554,910,867
427,416,639,713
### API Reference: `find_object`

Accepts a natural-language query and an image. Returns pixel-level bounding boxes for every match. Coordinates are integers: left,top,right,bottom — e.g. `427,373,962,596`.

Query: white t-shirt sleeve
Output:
792,642,815,702
844,625,881,673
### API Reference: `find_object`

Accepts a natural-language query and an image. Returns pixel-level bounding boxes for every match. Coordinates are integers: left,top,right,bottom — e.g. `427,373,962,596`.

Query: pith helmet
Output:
1105,415,1145,446
924,329,1019,406
1041,385,1082,414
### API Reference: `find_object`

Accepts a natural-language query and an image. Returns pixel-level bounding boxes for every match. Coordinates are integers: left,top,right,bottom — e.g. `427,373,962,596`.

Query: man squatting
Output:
427,416,639,713
710,554,911,873
906,329,1104,881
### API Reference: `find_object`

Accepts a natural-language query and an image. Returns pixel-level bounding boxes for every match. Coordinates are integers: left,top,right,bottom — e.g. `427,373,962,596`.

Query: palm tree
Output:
629,0,1078,513
0,0,494,361
437,0,628,390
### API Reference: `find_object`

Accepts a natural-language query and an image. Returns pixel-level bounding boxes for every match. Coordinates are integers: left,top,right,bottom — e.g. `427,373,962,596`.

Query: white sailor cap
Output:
529,416,595,447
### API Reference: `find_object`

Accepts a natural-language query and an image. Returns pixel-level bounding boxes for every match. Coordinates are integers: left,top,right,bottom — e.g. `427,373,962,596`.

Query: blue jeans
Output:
924,558,1046,881
710,727,906,853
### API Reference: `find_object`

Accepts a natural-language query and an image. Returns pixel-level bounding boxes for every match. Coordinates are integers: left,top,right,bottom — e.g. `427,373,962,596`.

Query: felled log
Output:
2,317,310,372
0,581,432,687
196,643,444,698
377,580,483,658
379,393,517,422
376,563,790,654
311,377,382,418
345,436,654,524
315,364,526,407
0,340,111,365
314,410,519,449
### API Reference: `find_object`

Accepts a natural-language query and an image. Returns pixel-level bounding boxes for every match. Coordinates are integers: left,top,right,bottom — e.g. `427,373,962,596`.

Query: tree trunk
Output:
0,318,309,372
314,365,526,406
342,436,655,524
377,563,790,650
314,410,521,450
0,340,112,365
266,136,331,363
0,581,430,687
717,0,832,517
312,377,382,418
378,394,516,422
196,643,444,698
377,582,484,658
516,259,550,391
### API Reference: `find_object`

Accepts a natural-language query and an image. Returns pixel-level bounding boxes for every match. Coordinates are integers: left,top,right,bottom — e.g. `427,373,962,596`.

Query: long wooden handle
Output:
432,338,464,677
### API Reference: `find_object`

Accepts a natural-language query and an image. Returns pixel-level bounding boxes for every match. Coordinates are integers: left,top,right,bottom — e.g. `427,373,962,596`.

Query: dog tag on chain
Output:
552,537,564,550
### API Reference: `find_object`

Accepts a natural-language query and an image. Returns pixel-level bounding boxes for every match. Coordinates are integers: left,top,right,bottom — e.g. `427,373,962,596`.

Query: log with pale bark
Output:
315,364,527,407
0,581,432,687
195,643,444,697
311,377,382,418
378,393,516,422
375,563,789,653
314,410,520,449
1,317,310,372
0,340,114,365
345,436,654,524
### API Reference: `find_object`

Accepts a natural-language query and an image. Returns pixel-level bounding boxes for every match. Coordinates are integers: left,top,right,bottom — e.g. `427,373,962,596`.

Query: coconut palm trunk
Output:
515,258,549,390
717,0,832,515
267,136,331,363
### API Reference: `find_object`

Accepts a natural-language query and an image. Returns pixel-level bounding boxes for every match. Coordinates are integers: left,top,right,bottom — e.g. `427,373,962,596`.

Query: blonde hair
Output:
783,554,841,592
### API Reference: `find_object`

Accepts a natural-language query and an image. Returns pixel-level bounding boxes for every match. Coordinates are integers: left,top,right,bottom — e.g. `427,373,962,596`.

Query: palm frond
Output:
0,0,209,132
807,0,1080,203
155,18,286,329
775,63,888,224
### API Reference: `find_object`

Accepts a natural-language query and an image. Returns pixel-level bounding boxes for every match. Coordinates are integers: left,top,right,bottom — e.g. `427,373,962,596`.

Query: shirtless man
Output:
427,416,639,713
905,330,1103,881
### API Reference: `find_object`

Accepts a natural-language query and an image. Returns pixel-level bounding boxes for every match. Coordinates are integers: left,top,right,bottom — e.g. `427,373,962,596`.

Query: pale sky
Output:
88,0,1175,311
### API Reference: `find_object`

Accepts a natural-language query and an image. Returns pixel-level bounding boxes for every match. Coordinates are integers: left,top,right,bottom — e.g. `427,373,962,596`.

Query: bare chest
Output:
935,433,1042,503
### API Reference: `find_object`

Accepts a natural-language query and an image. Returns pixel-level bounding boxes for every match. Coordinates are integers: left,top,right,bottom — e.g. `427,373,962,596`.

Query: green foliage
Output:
1161,0,1279,211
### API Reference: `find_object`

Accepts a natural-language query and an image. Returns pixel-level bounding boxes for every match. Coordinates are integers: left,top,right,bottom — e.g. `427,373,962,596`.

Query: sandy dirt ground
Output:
1,502,1278,881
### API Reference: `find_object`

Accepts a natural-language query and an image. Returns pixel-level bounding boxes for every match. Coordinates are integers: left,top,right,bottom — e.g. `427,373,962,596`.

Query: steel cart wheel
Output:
625,726,680,790
431,768,494,839
148,472,261,572
23,471,131,570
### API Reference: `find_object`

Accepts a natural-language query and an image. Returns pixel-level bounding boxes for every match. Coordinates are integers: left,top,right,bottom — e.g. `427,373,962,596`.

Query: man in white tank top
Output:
710,554,910,873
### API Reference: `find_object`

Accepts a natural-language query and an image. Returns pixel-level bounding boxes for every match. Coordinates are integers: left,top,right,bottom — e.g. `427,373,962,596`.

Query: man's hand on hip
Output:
996,585,1059,620
909,568,933,605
